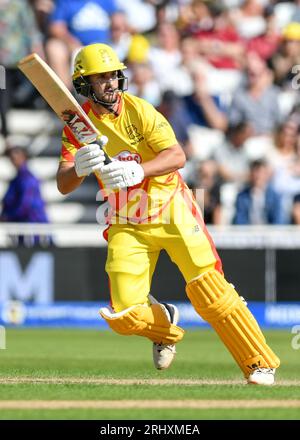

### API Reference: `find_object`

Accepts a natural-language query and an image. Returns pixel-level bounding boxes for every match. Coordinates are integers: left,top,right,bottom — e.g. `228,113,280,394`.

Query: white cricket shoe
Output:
153,303,179,370
247,368,276,385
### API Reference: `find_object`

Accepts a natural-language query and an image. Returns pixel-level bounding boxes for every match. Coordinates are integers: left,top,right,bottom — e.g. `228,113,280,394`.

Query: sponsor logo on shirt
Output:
114,150,142,164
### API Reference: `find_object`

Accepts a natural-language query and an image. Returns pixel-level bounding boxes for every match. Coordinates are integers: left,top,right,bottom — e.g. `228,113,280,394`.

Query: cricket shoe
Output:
153,303,179,370
247,368,276,385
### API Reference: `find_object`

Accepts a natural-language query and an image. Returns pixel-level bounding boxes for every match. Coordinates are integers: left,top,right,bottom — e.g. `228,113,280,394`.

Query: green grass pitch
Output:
0,328,299,420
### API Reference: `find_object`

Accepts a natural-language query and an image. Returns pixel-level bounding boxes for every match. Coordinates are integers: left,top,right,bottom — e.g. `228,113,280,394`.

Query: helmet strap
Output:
90,91,120,113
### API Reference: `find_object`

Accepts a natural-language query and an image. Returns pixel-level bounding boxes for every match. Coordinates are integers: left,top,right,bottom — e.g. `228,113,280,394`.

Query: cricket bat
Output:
18,53,111,163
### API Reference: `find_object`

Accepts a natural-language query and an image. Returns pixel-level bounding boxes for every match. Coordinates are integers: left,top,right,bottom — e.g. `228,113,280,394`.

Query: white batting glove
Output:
99,160,144,189
74,144,106,177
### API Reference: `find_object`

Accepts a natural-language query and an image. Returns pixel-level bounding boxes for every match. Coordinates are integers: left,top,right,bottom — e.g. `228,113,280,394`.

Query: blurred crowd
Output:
2,0,300,226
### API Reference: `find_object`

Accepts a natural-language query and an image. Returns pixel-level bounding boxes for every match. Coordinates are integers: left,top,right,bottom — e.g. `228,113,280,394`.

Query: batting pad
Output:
186,270,280,377
99,303,184,344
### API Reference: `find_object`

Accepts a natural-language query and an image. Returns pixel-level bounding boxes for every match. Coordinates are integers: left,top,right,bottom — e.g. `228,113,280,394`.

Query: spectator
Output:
126,34,150,64
193,159,222,225
109,11,150,63
182,0,214,36
128,62,161,107
229,51,281,135
153,0,181,28
214,122,253,184
187,1,245,70
148,22,182,93
0,0,44,136
182,57,229,161
229,0,266,40
184,63,228,131
291,193,300,224
158,90,193,154
108,11,132,61
268,120,300,223
291,0,300,23
180,35,242,97
149,36,206,98
115,0,156,34
0,145,50,245
158,91,195,184
246,4,281,61
271,22,300,88
233,159,283,225
177,37,201,96
30,0,55,35
46,0,119,88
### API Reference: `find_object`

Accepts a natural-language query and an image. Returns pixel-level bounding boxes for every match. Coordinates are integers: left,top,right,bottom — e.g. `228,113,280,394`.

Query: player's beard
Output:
99,87,119,105
90,83,121,112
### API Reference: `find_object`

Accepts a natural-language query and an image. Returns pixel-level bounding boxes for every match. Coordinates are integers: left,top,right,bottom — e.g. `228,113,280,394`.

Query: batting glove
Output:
74,144,106,177
99,160,144,189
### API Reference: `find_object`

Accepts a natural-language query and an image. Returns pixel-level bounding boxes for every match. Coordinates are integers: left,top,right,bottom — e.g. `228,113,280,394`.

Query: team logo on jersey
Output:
115,150,142,163
125,124,144,145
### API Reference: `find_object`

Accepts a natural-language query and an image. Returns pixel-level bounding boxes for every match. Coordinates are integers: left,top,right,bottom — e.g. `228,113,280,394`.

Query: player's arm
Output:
141,144,186,178
56,161,84,195
49,22,82,52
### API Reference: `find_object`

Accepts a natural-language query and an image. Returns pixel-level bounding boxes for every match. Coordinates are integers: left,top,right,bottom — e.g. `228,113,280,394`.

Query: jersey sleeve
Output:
59,127,80,163
141,100,178,153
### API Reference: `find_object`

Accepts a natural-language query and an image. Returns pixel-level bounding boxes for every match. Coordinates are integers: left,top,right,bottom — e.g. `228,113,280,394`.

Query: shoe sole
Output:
247,376,275,385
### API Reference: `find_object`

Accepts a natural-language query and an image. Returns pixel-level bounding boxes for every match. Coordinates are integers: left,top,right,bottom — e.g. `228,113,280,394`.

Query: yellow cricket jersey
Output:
60,93,185,223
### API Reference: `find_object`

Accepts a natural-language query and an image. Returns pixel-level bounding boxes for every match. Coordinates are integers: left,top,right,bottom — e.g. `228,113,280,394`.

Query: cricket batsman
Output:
56,43,280,385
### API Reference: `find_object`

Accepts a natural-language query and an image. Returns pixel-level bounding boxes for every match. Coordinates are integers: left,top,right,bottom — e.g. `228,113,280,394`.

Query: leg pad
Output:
100,303,184,345
186,270,280,376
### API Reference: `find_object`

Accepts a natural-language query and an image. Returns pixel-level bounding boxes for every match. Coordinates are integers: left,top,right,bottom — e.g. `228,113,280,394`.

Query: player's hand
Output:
74,144,106,177
99,160,144,189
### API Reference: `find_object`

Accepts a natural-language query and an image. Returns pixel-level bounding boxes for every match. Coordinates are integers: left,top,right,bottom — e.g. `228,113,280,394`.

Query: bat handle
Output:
96,135,111,164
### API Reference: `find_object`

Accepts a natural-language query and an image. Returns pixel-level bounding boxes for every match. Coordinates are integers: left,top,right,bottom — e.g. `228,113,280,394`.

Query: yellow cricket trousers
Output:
105,189,222,312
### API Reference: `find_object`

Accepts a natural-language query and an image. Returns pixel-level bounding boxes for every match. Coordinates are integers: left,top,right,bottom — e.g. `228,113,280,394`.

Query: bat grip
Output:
96,136,111,165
